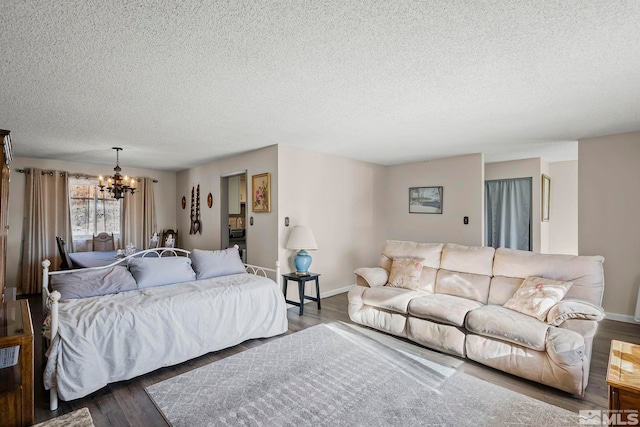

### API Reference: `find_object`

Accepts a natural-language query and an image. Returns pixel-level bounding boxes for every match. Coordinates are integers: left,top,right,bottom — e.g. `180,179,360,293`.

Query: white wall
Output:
579,132,640,320
549,160,578,255
385,154,484,246
175,145,279,270
6,156,176,289
277,145,387,299
485,158,547,253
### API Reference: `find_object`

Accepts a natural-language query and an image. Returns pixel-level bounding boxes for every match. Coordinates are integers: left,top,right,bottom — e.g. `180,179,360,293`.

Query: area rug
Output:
146,323,579,426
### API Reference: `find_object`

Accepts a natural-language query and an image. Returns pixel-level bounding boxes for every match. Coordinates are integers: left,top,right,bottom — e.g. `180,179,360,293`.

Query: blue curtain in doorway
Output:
485,178,532,251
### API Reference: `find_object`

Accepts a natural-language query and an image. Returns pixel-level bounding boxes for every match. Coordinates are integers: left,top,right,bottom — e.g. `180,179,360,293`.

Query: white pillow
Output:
128,257,196,288
190,248,246,280
503,276,573,321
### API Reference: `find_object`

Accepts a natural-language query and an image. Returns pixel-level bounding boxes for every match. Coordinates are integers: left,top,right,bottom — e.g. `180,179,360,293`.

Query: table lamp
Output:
286,226,318,275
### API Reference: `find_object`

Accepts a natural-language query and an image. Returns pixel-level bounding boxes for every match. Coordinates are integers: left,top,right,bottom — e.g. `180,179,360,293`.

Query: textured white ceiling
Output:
2,1,639,171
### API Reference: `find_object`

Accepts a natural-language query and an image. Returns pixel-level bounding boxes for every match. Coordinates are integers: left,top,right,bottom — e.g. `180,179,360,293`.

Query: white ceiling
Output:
2,1,639,171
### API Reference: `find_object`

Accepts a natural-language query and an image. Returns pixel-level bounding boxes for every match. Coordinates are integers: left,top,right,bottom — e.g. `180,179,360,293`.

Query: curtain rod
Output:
15,169,159,183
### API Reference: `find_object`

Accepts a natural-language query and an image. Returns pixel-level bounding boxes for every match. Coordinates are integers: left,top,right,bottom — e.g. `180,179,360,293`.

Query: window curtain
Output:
121,177,156,250
20,168,72,294
484,178,532,251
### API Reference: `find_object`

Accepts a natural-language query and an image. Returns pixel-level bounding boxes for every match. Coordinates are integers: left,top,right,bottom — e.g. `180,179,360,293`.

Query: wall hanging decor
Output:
181,196,186,209
189,185,202,234
409,186,443,214
207,192,213,208
542,174,551,222
252,172,271,213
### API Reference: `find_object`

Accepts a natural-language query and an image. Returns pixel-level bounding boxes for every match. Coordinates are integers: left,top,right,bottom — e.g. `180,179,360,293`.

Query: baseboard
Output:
605,312,639,324
286,284,354,309
321,284,354,299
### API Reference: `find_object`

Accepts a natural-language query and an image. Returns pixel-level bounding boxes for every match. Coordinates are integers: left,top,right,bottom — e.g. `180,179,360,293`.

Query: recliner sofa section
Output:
347,240,605,395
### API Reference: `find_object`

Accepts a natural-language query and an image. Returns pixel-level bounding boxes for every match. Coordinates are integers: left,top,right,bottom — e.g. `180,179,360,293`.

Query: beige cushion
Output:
503,277,572,321
407,317,467,357
435,269,491,304
440,243,495,276
466,305,549,351
408,294,482,327
360,286,423,314
386,257,424,290
492,248,604,306
354,267,388,287
546,299,605,326
487,276,523,305
379,240,444,271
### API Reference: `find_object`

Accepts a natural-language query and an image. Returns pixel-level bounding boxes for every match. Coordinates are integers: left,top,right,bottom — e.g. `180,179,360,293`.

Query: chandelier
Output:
98,147,136,200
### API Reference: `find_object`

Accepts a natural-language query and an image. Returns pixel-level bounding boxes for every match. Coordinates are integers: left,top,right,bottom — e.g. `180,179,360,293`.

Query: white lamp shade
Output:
286,226,318,250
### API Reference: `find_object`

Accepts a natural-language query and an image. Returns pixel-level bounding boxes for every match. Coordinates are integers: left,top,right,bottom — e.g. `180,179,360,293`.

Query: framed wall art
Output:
252,172,271,213
542,174,551,222
409,186,443,214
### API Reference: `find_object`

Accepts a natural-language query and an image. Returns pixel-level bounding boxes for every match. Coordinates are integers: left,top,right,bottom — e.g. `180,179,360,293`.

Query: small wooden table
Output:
607,340,640,420
282,273,321,316
0,299,34,427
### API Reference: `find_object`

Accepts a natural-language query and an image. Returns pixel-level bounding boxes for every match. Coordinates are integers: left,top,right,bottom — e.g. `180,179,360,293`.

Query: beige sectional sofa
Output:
348,240,606,395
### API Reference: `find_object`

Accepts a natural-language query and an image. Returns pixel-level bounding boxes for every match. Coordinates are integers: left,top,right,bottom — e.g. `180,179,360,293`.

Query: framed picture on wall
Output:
252,172,271,212
542,174,551,222
409,186,443,214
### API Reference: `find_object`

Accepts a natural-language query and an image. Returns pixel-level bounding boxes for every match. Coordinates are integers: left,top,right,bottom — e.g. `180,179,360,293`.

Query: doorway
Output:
484,177,532,251
220,172,247,262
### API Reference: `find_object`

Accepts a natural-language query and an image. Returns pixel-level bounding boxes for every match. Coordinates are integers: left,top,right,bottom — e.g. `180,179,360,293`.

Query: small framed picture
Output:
252,172,271,212
409,186,443,214
542,174,551,222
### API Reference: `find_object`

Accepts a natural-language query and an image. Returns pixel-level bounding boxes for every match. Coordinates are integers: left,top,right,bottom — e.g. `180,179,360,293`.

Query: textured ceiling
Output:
2,1,639,171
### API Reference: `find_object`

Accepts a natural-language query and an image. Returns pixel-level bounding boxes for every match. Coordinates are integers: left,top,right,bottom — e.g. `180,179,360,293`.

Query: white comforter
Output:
45,273,288,401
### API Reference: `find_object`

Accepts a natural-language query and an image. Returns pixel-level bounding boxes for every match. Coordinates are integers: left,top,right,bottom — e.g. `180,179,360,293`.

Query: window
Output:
69,177,121,246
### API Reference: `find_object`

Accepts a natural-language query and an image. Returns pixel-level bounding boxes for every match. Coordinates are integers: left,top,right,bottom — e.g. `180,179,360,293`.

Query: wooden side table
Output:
607,340,640,422
282,273,321,316
0,299,34,427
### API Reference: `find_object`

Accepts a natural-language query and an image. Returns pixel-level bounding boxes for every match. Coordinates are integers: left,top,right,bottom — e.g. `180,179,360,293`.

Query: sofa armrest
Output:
546,299,605,327
354,267,388,288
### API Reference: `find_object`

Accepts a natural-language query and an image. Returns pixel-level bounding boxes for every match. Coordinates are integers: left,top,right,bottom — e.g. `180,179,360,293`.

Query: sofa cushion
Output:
503,276,573,321
379,240,443,271
440,244,495,276
408,294,482,327
360,286,424,314
387,257,424,290
487,276,524,305
435,269,491,304
407,317,467,357
492,248,604,306
546,327,585,367
465,305,549,351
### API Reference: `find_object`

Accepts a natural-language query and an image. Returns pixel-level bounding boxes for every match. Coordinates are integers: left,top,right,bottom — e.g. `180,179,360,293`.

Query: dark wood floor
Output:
27,292,640,426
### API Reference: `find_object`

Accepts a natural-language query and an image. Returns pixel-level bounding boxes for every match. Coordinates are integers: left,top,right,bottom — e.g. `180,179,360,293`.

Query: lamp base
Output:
293,250,312,275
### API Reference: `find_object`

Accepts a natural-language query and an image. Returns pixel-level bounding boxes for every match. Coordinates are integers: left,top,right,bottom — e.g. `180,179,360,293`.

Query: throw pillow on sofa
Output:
503,276,573,321
386,257,424,290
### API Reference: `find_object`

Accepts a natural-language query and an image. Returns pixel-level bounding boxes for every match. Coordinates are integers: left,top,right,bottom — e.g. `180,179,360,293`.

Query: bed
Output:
41,247,288,410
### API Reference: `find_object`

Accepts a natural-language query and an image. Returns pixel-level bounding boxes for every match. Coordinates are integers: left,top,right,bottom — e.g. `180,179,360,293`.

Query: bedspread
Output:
44,273,288,400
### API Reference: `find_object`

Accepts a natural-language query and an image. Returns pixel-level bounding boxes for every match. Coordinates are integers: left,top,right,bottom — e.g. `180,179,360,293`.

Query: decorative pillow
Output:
503,276,573,321
546,299,605,326
190,247,246,280
386,257,424,290
50,266,137,299
128,257,196,288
